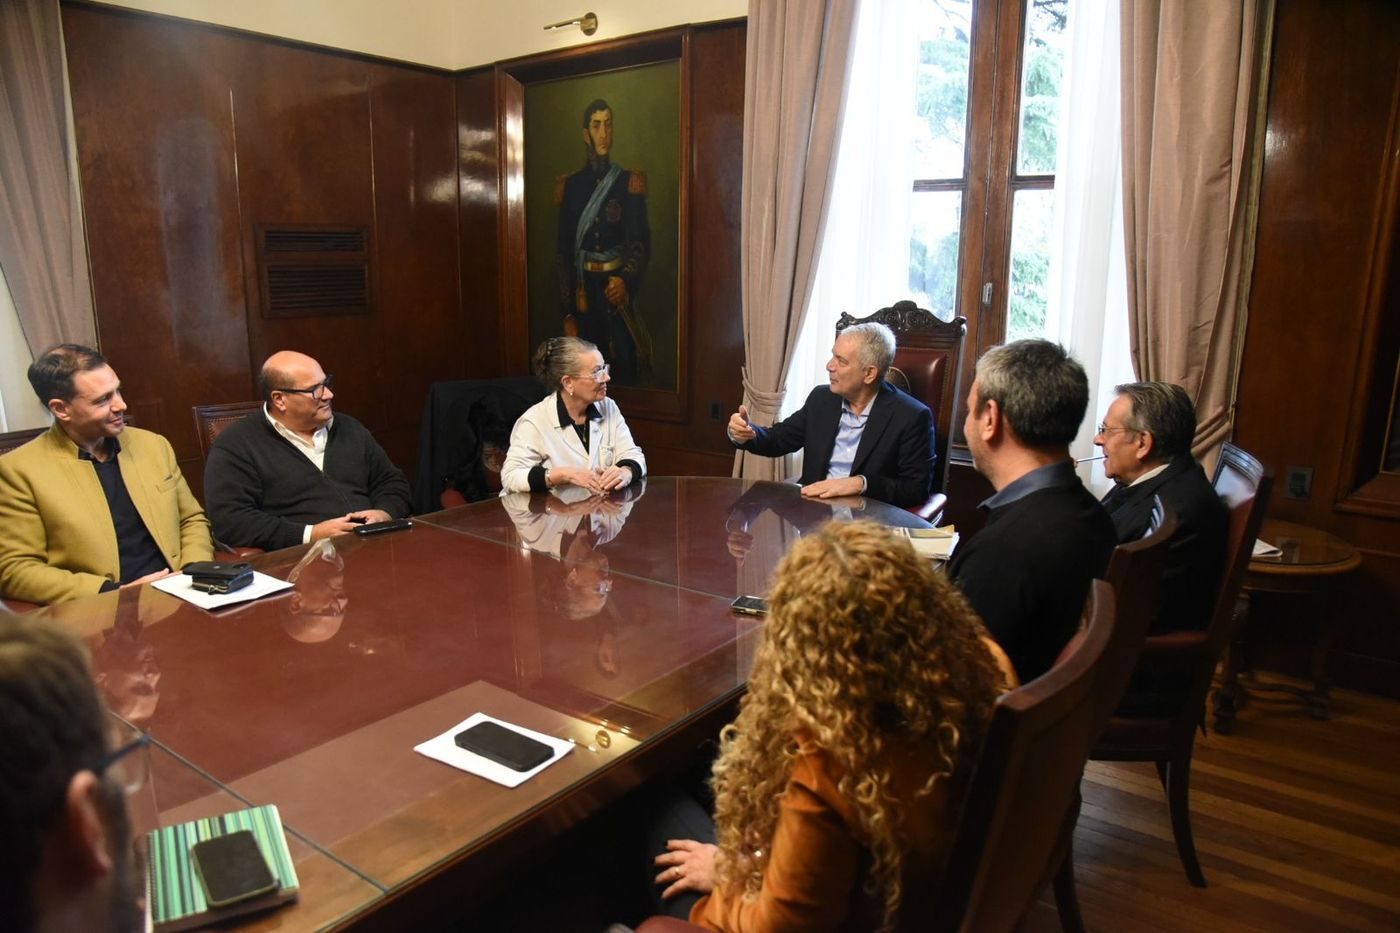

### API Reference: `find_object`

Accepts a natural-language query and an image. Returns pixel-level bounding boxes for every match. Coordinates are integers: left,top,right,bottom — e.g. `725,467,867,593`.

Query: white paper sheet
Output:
151,570,293,611
414,712,574,788
893,525,960,561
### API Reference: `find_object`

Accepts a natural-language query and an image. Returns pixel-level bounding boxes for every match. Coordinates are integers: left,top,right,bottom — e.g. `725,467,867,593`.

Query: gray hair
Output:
1114,381,1197,461
532,336,599,392
974,339,1088,448
838,322,897,380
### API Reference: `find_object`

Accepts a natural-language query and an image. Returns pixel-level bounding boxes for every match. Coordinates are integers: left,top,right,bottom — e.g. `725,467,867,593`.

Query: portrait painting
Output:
523,59,683,401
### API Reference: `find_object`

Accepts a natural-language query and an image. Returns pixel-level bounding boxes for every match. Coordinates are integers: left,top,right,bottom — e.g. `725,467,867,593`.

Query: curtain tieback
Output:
740,367,786,424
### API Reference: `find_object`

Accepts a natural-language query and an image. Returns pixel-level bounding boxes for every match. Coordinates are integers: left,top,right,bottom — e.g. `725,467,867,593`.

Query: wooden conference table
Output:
30,478,929,931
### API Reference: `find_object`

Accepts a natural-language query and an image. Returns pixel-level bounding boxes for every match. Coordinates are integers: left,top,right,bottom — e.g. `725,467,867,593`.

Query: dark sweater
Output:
950,469,1117,683
205,411,411,551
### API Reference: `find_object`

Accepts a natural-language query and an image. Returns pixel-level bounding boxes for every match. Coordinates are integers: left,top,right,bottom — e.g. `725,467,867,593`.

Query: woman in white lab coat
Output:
500,337,646,495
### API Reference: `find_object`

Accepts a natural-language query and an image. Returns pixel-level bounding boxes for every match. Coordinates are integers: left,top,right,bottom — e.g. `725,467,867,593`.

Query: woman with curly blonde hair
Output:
652,520,1011,932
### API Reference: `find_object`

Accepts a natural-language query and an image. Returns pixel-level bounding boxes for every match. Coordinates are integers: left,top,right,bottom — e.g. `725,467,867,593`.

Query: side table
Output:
1212,519,1361,733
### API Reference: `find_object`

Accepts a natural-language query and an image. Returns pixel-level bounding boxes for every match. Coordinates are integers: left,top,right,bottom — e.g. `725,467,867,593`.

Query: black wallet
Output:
183,561,254,595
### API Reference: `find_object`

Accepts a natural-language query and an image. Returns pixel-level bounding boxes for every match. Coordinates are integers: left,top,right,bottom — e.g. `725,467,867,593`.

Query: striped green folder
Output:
146,804,299,931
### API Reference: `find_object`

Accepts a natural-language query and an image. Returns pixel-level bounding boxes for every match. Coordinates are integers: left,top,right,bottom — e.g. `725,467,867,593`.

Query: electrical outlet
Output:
1284,465,1313,500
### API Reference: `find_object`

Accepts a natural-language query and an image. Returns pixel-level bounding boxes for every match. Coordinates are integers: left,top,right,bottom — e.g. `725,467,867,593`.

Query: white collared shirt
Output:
264,404,333,471
1128,461,1171,487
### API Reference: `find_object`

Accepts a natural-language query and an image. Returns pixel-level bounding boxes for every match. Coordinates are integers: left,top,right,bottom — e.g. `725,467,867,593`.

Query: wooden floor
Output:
1026,675,1400,932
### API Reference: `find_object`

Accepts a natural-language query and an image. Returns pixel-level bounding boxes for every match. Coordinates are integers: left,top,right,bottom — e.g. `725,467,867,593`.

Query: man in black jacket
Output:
949,339,1116,682
205,351,411,551
1095,381,1227,633
726,323,935,509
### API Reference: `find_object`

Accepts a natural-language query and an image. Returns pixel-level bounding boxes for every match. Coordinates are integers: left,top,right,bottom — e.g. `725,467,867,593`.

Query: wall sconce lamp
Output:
544,12,599,36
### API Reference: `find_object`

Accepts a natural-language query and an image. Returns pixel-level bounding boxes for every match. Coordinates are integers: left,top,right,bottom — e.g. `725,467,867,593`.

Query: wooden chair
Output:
835,300,967,523
192,401,262,462
1087,442,1273,887
0,426,47,456
191,401,265,558
1048,502,1178,931
928,580,1120,931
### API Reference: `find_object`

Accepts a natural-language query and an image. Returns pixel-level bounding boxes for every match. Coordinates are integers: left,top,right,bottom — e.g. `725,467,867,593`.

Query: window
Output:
795,0,1127,487
909,0,1069,345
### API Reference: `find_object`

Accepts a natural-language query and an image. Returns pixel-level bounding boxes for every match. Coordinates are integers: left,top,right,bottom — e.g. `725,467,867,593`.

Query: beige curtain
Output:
1120,0,1273,458
734,0,860,480
0,0,95,357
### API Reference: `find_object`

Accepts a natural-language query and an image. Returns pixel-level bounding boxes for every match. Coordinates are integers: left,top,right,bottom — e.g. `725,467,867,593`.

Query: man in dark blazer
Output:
1095,381,1228,633
726,323,935,509
949,339,1117,683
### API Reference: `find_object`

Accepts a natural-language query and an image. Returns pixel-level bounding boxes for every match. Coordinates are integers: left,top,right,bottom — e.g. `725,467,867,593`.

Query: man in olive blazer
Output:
0,346,212,605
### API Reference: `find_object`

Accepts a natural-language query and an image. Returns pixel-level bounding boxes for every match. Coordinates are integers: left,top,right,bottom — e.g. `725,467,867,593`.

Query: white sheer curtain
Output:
781,0,919,477
0,262,49,432
1046,0,1134,495
796,0,1132,493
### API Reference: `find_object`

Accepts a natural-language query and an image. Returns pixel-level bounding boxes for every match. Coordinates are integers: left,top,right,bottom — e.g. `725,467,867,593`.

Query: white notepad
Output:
151,571,293,611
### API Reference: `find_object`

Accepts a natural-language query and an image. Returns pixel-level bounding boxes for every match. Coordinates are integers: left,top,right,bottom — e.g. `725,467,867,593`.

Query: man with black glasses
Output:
1,615,148,933
205,350,411,551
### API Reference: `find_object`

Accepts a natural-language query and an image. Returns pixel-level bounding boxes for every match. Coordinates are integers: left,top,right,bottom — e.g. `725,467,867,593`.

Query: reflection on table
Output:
33,478,928,929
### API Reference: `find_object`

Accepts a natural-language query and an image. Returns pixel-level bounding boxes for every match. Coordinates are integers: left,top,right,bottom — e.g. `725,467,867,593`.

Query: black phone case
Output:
191,830,278,908
354,518,413,536
454,721,552,772
730,595,768,615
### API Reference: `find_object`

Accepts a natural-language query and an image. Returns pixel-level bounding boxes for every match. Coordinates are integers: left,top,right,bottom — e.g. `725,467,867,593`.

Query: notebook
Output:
145,804,299,931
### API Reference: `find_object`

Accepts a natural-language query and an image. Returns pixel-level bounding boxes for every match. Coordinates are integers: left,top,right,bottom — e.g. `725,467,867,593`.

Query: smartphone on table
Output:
190,830,278,908
454,720,553,772
730,595,768,616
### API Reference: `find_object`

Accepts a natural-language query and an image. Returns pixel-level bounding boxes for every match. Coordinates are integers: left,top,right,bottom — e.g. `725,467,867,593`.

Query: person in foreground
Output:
501,337,645,495
652,521,1011,932
0,344,212,605
204,350,412,551
949,339,1117,683
1,615,144,933
1095,381,1227,633
726,322,935,508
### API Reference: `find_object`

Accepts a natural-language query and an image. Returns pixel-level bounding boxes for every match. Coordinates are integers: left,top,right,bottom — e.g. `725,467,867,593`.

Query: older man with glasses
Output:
1095,381,1227,635
1,615,149,933
204,350,411,551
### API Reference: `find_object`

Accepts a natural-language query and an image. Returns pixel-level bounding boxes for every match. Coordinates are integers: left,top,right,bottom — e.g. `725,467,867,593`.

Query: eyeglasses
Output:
280,374,335,400
1095,422,1140,437
96,719,152,796
574,365,610,381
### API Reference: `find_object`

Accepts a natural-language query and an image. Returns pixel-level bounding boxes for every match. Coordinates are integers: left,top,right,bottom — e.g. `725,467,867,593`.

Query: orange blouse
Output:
690,737,961,933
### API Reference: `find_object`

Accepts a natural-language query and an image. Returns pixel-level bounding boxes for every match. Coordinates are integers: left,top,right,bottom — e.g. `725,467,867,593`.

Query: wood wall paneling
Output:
228,41,380,425
366,64,468,472
456,67,506,378
1234,0,1400,695
63,2,463,496
62,5,248,478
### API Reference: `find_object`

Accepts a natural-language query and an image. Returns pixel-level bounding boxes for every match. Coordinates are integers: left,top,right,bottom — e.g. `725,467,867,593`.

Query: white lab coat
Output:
499,392,646,494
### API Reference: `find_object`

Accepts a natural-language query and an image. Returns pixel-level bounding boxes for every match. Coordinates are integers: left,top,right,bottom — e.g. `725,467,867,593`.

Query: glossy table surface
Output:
1248,519,1362,578
33,478,927,930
